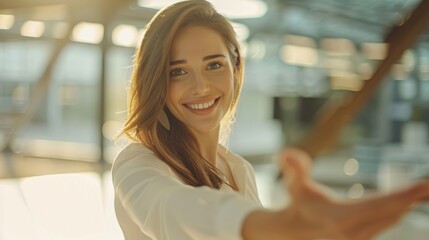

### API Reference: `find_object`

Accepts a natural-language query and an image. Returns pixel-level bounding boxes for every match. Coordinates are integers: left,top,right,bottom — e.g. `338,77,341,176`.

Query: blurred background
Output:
1,0,429,239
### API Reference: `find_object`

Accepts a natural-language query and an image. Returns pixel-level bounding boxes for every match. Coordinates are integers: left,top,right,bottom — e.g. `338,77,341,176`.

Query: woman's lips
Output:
183,97,220,115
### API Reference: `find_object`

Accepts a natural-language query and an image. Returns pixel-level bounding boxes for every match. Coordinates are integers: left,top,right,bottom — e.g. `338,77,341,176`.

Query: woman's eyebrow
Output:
170,59,186,66
170,54,225,66
203,54,226,61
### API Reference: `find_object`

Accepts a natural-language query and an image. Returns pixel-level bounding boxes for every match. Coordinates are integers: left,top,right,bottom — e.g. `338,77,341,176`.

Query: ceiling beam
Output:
0,0,112,10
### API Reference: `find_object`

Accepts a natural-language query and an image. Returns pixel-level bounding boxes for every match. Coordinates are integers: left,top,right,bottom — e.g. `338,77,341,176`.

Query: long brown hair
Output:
120,0,244,189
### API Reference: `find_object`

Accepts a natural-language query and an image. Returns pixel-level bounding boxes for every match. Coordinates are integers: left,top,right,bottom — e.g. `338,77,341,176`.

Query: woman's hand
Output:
242,148,429,240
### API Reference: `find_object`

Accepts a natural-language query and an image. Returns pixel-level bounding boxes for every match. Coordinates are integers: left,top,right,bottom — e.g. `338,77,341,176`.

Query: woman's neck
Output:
191,128,220,166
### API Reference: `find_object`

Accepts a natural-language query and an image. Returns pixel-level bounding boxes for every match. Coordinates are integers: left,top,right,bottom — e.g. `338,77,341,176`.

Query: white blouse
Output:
112,143,262,240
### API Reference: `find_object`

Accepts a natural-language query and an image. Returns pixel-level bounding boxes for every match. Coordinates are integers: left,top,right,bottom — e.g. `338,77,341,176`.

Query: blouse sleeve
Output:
112,146,262,240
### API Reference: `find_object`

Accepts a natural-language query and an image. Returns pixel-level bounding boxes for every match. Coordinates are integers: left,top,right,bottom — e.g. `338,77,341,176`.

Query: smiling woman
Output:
119,0,244,190
167,26,235,135
111,1,429,240
113,1,252,239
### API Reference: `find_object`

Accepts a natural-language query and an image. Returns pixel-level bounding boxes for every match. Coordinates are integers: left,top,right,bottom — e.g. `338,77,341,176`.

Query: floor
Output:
0,153,121,240
1,151,429,240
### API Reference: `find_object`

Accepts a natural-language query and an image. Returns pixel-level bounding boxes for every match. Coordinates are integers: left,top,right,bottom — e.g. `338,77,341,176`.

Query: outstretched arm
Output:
242,148,429,240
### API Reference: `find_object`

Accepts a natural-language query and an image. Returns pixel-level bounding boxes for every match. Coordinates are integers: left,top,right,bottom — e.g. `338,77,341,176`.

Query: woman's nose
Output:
192,73,210,96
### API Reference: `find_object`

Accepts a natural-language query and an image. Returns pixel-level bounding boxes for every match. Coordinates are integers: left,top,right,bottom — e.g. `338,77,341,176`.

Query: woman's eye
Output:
170,68,187,77
207,62,222,70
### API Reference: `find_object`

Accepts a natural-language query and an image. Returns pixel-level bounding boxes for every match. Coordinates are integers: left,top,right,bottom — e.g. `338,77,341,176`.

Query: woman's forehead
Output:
169,25,229,60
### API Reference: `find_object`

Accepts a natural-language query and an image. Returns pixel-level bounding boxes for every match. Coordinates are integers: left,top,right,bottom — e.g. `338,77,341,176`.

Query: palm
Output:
280,148,429,240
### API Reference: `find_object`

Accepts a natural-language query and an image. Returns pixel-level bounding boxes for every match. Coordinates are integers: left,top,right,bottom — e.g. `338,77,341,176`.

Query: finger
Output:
279,148,312,182
280,152,335,204
340,181,428,229
354,201,411,240
348,181,429,215
337,198,409,240
279,147,344,203
285,147,313,168
355,215,403,240
279,156,306,201
367,181,429,209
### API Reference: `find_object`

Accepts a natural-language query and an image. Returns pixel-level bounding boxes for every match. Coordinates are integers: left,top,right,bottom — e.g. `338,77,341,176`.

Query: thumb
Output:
279,148,312,177
279,148,312,190
282,155,308,184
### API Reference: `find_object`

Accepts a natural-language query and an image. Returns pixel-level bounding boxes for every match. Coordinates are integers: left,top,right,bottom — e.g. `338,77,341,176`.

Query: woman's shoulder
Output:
112,143,173,174
116,143,154,158
114,143,155,162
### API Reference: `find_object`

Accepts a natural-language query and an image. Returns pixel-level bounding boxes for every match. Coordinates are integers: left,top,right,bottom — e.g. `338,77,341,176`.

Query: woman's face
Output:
166,25,235,134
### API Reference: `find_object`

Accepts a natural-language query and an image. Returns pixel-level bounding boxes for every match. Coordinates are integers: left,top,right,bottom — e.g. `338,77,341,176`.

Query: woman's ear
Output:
234,49,240,69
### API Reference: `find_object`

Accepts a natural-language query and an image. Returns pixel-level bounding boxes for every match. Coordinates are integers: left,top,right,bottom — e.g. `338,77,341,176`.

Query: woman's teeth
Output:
186,99,216,110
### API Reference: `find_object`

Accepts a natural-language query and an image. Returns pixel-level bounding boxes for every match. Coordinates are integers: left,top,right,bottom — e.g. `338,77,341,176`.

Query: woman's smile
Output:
183,97,221,115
